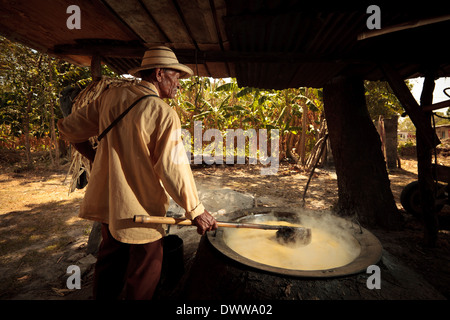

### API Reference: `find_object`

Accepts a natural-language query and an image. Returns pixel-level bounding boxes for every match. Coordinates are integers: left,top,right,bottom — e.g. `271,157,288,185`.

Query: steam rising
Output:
223,209,361,271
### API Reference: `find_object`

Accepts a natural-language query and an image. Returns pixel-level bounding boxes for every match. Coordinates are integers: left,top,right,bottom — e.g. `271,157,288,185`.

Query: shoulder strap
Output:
97,94,158,141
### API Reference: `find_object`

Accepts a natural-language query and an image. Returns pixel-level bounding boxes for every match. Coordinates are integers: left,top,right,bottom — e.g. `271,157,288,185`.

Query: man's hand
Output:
192,210,218,235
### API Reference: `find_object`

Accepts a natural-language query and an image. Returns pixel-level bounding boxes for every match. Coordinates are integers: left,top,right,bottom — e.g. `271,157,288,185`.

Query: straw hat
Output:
129,46,193,79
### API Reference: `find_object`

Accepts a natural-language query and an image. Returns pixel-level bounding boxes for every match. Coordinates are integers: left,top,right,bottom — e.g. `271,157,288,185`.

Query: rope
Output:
433,113,450,120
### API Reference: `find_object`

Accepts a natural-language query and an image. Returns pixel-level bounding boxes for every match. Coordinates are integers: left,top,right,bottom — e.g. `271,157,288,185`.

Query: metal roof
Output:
1,0,449,89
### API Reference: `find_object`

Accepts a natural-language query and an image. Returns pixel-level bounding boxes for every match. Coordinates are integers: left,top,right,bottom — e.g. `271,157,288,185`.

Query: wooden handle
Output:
133,215,194,225
133,215,285,230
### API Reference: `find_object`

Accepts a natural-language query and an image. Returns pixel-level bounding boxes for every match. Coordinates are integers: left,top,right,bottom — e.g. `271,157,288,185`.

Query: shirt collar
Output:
138,81,159,96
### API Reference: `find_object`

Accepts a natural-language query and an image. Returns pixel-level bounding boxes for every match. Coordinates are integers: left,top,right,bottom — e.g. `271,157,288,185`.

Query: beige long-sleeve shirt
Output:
57,81,204,244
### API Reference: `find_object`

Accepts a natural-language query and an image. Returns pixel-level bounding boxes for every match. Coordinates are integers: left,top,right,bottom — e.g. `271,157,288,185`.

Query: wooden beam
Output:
52,43,146,58
358,14,450,40
209,0,225,51
380,64,440,149
52,44,449,69
53,45,332,62
422,99,450,112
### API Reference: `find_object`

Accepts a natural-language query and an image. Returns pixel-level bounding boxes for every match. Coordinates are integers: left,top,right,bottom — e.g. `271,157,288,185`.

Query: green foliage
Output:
1,36,403,166
170,78,325,163
364,80,403,120
0,36,117,155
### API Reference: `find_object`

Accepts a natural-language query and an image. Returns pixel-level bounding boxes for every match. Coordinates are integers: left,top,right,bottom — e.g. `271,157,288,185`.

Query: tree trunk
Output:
24,91,32,167
49,68,59,168
323,76,400,229
299,102,307,165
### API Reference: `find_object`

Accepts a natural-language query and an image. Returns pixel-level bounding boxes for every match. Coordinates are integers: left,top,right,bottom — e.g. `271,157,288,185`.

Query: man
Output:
57,46,218,300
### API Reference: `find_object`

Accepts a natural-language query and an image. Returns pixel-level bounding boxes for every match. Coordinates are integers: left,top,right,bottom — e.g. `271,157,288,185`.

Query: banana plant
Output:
173,76,324,163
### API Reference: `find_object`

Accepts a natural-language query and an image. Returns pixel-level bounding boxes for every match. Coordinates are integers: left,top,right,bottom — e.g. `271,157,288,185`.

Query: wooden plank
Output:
381,64,440,149
103,0,169,43
177,0,219,44
0,0,136,44
358,14,450,41
210,0,229,50
141,0,193,46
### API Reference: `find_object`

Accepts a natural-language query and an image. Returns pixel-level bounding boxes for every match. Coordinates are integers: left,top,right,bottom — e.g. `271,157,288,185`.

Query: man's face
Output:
158,69,181,99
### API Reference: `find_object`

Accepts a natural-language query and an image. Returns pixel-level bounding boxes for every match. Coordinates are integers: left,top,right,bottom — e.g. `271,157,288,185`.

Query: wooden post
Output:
382,64,440,246
418,69,439,246
91,55,102,81
380,64,440,149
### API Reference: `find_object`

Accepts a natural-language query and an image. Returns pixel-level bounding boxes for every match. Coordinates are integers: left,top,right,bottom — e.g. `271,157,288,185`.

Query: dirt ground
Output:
0,149,449,300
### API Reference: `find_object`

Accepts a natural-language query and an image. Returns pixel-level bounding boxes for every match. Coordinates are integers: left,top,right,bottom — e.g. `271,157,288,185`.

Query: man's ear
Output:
155,68,164,82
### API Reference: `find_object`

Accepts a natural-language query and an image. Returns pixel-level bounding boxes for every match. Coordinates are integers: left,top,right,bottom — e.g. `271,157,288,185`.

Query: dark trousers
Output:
93,223,163,300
